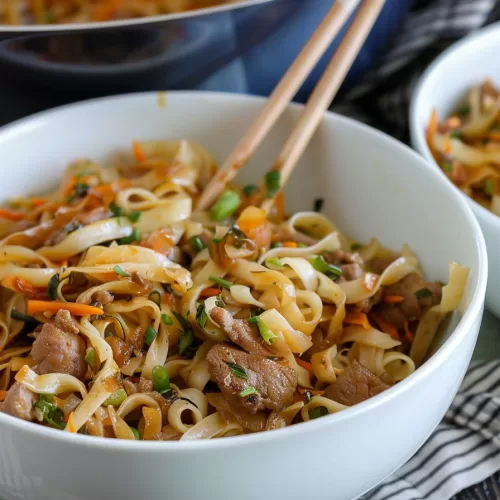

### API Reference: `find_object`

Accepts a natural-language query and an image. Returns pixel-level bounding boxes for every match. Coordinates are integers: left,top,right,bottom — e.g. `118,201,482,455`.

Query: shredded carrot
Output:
427,107,437,145
295,356,314,373
488,132,500,141
237,206,267,233
403,320,414,343
446,116,461,129
443,139,452,154
343,311,371,330
2,276,48,299
27,300,104,317
133,141,146,163
370,312,400,341
30,197,47,208
273,191,286,223
66,412,77,433
200,287,222,297
383,295,405,304
283,241,298,248
0,390,8,402
0,208,26,221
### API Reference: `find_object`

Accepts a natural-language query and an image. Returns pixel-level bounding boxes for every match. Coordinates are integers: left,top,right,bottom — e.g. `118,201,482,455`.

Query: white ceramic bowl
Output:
410,22,500,317
0,92,487,500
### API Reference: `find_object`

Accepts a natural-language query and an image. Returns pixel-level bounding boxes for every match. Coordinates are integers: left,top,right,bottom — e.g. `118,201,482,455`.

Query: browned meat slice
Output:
31,321,87,379
369,257,397,274
206,344,296,414
325,361,391,406
210,307,271,356
378,272,442,328
93,290,114,306
340,263,363,281
1,382,36,421
44,207,112,246
106,336,134,368
324,249,363,266
54,309,79,335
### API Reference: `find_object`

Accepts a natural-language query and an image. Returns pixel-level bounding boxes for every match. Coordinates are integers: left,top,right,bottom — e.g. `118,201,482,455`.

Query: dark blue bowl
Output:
0,0,409,101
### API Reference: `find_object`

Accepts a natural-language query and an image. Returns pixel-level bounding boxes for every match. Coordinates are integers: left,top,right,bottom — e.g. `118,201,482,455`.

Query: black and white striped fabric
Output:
362,361,500,500
338,1,500,498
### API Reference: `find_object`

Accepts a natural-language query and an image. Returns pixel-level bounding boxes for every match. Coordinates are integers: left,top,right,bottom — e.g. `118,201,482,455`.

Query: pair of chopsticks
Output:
196,0,386,213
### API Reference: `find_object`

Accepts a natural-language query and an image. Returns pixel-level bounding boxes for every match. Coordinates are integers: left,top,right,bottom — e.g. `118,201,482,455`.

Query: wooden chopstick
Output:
196,0,362,211
260,0,386,213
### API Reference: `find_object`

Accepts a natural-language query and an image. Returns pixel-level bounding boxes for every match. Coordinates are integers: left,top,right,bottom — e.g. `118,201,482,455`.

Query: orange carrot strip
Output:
0,390,8,402
427,107,437,145
295,356,314,373
283,241,298,248
274,191,285,222
370,312,399,341
443,139,452,154
2,276,48,299
383,295,405,304
488,132,500,141
66,412,77,432
30,197,47,208
238,206,267,233
27,300,104,317
403,320,414,343
200,287,221,298
446,116,461,129
0,208,26,221
343,311,371,330
133,141,146,163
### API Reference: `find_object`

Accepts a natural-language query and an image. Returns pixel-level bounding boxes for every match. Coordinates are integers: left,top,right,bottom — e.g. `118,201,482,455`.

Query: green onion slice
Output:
47,273,60,301
265,170,281,198
102,388,127,407
144,326,158,346
152,365,171,394
210,190,241,221
113,265,130,277
240,386,259,398
208,276,233,289
161,314,173,326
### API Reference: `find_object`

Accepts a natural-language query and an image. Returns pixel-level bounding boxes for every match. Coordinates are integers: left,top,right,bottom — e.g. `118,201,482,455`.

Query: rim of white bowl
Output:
409,20,500,231
0,0,273,33
0,91,488,452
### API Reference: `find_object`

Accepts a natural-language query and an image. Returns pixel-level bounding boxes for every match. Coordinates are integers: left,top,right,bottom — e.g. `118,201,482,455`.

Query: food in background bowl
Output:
1,0,235,25
0,139,469,440
426,79,500,216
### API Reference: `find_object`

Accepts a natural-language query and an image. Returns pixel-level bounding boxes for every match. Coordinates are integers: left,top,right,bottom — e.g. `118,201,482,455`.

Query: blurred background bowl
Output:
0,0,409,101
410,21,500,319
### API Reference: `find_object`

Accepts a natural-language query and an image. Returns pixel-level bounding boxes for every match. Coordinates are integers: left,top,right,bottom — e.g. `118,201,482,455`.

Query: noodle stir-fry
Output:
1,0,234,25
0,139,468,440
427,79,500,216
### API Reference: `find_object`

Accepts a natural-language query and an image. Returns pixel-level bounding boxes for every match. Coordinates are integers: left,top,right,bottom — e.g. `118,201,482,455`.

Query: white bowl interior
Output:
410,22,500,316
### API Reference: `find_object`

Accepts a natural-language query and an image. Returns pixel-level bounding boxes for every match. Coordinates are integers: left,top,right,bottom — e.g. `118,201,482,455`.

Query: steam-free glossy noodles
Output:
0,139,468,440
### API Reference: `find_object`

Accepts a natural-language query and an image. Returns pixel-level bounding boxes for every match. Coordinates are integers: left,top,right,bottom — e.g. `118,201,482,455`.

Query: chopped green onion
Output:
113,265,130,277
456,104,471,116
265,170,281,198
297,243,308,248
243,184,258,197
127,211,142,223
415,288,432,299
239,386,259,398
85,347,97,371
264,257,282,269
247,315,277,345
152,365,171,394
34,397,65,429
271,241,283,249
210,190,241,221
189,235,207,253
215,294,225,308
309,406,328,420
163,283,173,294
450,131,462,139
173,312,191,332
130,427,140,440
118,228,141,245
485,178,494,196
225,362,248,379
75,182,89,198
102,388,128,407
161,314,173,326
443,161,452,173
310,255,343,279
110,202,123,217
47,273,60,300
179,329,194,355
40,393,54,403
144,326,158,346
196,303,208,329
148,290,162,307
313,198,324,212
11,310,38,323
208,276,233,289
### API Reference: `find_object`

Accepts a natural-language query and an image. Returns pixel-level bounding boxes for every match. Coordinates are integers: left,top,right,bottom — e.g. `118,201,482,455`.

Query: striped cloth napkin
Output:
340,1,500,499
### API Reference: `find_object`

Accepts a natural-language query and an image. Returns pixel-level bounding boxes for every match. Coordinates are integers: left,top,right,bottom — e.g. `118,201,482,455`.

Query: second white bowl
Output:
410,22,500,317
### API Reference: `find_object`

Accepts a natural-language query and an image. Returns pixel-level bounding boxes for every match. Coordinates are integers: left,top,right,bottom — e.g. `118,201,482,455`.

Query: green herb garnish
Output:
310,255,343,280
75,182,89,198
148,290,162,307
189,235,207,253
265,170,281,198
173,312,195,355
208,276,233,289
297,243,308,248
110,202,123,217
161,314,174,326
239,386,259,398
118,228,141,245
102,388,127,407
243,184,258,197
485,178,494,196
152,365,171,395
85,347,97,371
196,303,208,329
450,131,462,139
113,265,130,277
144,326,158,346
308,406,328,420
47,273,60,301
225,362,248,379
130,427,140,440
443,161,452,173
35,396,65,430
215,294,225,308
415,288,433,299
271,241,283,249
247,315,277,345
456,104,471,116
264,258,282,269
127,211,142,223
11,310,37,323
210,190,241,221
